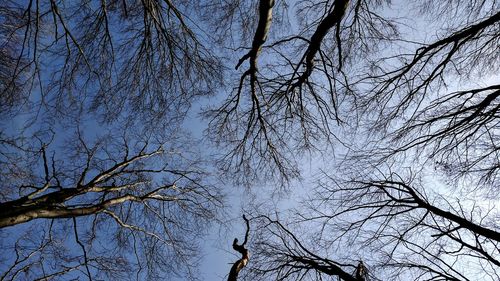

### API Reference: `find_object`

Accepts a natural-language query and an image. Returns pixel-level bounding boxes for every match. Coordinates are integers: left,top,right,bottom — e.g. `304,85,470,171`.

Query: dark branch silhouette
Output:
228,215,250,281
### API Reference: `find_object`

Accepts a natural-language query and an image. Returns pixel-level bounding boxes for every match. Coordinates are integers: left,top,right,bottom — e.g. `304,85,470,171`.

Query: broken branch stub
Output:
227,215,250,281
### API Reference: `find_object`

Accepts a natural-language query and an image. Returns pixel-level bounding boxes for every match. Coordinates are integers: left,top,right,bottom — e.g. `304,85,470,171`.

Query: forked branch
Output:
227,215,250,281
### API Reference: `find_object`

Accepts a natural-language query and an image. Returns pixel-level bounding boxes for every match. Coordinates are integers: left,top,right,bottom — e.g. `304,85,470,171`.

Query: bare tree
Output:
314,169,499,280
216,1,500,280
242,167,499,280
206,0,499,188
246,215,369,281
207,0,399,185
0,0,226,279
351,2,500,189
227,215,250,281
2,0,499,280
0,0,222,126
0,4,29,109
0,127,222,280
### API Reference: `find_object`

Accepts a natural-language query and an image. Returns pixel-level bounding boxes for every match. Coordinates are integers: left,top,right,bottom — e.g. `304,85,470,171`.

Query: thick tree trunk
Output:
227,215,250,281
293,0,349,87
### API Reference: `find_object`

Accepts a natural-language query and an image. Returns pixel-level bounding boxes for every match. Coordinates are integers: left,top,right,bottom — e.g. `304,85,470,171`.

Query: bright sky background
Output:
1,0,498,280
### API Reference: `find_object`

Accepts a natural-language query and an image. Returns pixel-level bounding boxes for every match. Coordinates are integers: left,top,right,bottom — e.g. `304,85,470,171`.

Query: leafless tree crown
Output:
1,0,499,280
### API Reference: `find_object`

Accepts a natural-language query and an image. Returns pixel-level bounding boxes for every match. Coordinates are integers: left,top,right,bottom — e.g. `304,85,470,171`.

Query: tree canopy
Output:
0,0,499,280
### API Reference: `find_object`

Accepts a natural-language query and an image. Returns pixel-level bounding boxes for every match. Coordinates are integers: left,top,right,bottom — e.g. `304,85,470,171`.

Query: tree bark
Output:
227,215,250,281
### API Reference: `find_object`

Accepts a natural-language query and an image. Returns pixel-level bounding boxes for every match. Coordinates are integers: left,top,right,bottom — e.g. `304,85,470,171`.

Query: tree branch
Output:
227,215,250,281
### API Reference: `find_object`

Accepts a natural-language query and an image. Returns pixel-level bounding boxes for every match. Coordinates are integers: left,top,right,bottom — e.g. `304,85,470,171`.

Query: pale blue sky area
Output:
1,1,498,280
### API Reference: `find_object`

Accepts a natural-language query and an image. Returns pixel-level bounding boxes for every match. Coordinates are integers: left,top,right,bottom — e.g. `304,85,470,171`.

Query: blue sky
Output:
1,0,499,280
